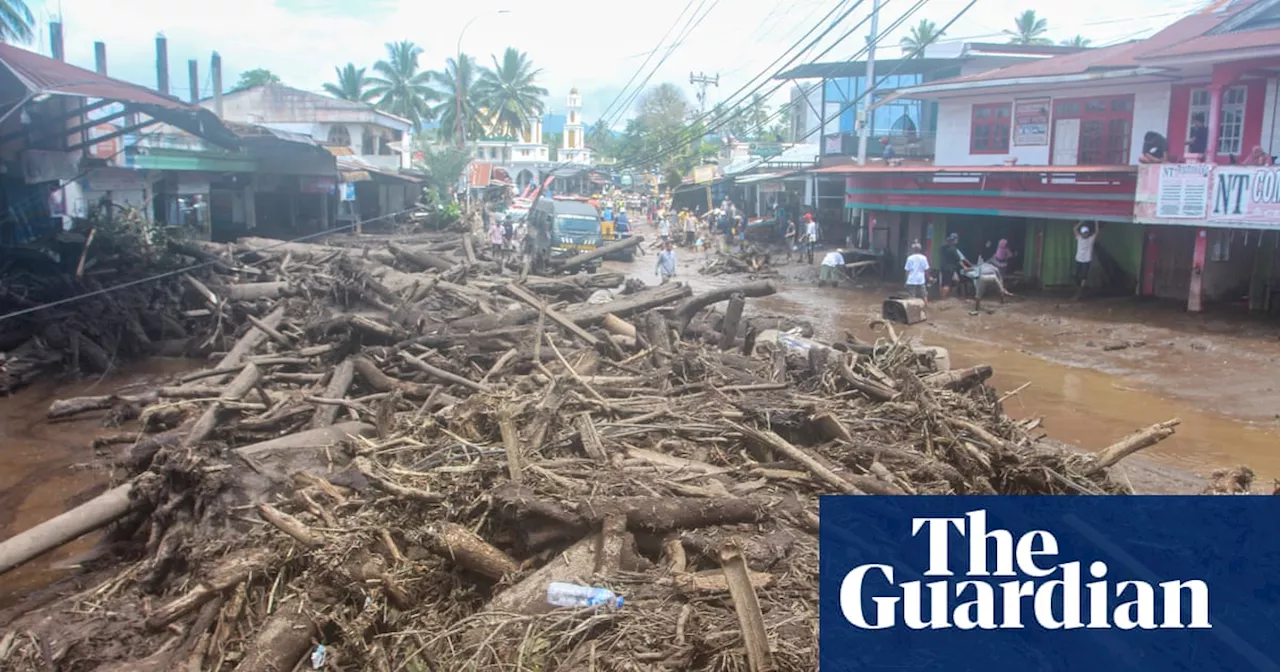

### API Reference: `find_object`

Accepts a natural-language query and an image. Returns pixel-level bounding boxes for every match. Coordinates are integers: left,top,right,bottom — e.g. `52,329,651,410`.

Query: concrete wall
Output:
933,82,1172,166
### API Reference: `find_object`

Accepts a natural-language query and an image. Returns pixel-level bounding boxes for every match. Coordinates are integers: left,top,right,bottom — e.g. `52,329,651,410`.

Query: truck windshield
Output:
555,215,599,234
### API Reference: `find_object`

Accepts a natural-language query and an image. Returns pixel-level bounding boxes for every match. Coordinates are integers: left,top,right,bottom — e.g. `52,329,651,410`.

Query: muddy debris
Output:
0,219,1193,671
699,246,779,277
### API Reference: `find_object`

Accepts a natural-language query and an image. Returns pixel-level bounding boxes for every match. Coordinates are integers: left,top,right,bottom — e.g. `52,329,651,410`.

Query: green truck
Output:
524,197,604,274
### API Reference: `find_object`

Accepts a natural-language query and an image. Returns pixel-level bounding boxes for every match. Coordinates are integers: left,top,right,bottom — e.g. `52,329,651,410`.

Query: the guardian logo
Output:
840,510,1211,631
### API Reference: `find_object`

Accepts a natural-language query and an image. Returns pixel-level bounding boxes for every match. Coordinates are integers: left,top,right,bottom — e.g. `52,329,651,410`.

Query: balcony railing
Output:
823,129,936,159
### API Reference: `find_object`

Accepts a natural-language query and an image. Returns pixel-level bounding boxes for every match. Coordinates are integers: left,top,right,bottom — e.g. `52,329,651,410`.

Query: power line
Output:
607,0,723,129
594,0,699,129
610,0,885,172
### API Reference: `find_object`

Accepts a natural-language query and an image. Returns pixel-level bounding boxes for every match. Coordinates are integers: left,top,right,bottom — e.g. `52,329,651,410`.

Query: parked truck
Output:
524,197,604,274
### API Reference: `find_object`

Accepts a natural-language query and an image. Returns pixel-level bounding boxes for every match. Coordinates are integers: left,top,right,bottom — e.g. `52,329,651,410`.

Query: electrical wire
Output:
606,0,722,128
612,0,875,170
611,0,903,173
594,0,700,129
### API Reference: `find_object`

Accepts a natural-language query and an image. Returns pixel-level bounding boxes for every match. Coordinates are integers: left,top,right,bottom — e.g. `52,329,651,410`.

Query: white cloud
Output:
35,0,1200,127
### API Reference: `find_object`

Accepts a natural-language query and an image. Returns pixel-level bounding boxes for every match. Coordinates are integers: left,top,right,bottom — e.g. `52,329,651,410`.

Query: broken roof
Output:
0,43,239,148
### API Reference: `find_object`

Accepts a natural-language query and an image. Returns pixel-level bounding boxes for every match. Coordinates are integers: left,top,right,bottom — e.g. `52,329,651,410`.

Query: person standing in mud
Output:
1074,222,1099,299
802,213,818,264
783,218,797,262
939,232,971,299
904,243,930,303
655,240,677,284
489,214,507,266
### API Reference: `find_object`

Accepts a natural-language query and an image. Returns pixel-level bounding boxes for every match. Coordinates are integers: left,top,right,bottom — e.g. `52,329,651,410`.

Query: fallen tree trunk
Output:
209,306,285,386
389,242,455,272
1087,418,1181,475
674,281,777,333
310,358,356,428
0,483,136,576
925,364,993,390
230,606,318,672
184,363,262,447
425,522,519,580
222,282,290,302
552,236,642,271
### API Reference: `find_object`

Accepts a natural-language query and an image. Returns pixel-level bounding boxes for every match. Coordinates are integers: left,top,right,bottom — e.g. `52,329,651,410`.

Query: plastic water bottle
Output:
546,582,624,609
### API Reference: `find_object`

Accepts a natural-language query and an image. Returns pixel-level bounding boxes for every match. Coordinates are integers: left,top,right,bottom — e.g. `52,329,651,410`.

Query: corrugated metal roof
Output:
0,43,194,110
325,145,356,156
469,161,493,187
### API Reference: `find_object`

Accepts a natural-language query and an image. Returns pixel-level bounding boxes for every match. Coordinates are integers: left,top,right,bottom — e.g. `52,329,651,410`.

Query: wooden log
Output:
310,358,356,428
730,421,865,494
257,503,324,547
1087,418,1181,475
720,293,745,351
503,283,600,347
462,232,478,264
229,606,317,672
425,522,519,580
552,235,642,271
209,306,285,385
719,541,776,672
601,313,637,339
497,405,524,484
235,422,377,481
837,357,899,402
223,282,289,301
644,311,672,367
674,281,777,333
184,363,262,448
577,496,771,531
389,241,455,271
351,355,434,398
245,314,292,347
399,352,485,393
924,364,994,390
183,273,220,307
567,282,691,324
48,393,154,419
0,483,136,575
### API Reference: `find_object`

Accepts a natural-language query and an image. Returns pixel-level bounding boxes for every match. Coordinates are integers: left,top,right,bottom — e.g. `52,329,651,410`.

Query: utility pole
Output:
689,72,720,114
856,0,880,165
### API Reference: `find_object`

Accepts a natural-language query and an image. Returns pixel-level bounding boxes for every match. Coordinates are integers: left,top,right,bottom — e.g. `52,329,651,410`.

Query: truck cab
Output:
525,197,603,273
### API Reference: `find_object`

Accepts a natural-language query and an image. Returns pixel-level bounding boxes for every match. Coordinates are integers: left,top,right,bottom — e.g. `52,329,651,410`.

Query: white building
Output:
470,88,594,189
203,83,413,171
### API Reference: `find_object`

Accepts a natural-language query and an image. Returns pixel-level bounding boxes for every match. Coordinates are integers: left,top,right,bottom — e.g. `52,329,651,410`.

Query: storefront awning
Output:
734,171,799,184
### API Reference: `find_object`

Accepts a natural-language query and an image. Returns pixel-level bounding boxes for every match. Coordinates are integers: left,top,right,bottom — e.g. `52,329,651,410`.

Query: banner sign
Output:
820,496,1280,669
1135,163,1280,229
1013,98,1050,146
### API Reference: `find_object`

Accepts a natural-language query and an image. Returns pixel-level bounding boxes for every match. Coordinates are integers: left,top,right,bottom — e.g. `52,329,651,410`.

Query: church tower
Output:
563,87,583,152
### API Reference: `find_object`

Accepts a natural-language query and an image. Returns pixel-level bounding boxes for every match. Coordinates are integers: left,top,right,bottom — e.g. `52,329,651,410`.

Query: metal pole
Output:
856,0,879,165
456,10,511,150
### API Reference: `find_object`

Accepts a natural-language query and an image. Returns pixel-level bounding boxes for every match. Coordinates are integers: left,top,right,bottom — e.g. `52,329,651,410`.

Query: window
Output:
1054,94,1133,165
970,103,1011,154
326,125,351,147
1188,86,1248,156
361,131,375,155
1219,86,1247,156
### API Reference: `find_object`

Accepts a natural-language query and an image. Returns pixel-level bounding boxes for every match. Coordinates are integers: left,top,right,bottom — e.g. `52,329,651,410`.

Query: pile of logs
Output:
699,247,777,277
0,231,1186,671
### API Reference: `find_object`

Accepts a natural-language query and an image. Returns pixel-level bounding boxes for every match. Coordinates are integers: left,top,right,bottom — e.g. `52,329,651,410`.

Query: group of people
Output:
486,211,525,265
1140,120,1275,165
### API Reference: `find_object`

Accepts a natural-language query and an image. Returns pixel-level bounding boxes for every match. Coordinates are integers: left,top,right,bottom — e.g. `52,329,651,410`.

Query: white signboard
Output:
1209,166,1280,227
1155,164,1211,219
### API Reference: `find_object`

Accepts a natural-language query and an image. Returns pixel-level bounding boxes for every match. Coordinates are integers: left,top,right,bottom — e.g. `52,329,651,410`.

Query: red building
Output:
836,0,1280,312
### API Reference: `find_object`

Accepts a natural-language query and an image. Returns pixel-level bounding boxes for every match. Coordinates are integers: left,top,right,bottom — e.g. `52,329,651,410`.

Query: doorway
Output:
1052,118,1080,165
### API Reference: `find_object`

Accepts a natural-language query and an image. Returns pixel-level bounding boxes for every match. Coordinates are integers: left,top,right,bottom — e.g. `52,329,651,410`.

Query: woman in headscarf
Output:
991,238,1013,272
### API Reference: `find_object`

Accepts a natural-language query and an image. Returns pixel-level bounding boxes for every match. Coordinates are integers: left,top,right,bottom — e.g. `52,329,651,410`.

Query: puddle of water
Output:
0,359,196,605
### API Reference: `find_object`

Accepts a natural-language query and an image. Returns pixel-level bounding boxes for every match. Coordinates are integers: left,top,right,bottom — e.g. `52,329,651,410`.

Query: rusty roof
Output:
898,1,1260,88
0,43,194,109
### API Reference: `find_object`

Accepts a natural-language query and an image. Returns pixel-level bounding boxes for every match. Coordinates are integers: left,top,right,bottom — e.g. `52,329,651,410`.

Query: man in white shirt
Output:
818,249,846,287
904,242,930,302
802,213,818,264
1074,222,1098,299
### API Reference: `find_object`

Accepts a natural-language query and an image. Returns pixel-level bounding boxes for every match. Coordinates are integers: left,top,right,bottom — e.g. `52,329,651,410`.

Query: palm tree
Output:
324,64,376,103
1004,10,1051,45
0,0,33,43
366,41,439,132
900,19,944,58
1061,35,1092,48
474,47,549,139
433,54,489,143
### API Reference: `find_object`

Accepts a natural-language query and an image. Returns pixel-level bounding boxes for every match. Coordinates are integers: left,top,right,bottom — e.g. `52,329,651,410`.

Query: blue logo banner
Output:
819,496,1280,671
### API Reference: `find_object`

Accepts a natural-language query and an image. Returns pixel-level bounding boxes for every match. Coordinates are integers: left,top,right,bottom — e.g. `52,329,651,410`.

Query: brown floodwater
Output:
0,359,195,606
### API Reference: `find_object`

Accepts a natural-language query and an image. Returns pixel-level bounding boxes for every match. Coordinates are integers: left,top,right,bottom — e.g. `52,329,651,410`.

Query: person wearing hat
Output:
818,248,847,288
940,232,971,299
1074,222,1099,299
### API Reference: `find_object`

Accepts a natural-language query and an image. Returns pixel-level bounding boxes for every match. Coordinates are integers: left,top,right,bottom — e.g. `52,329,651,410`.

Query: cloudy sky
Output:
29,0,1208,127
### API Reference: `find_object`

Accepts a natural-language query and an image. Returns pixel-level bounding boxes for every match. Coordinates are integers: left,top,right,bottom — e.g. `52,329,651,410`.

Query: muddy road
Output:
611,237,1280,483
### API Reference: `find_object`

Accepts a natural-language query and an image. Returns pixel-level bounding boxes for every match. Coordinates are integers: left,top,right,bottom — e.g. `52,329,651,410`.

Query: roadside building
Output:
776,42,1079,254
468,88,594,192
204,83,419,226
843,0,1280,312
